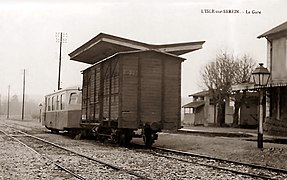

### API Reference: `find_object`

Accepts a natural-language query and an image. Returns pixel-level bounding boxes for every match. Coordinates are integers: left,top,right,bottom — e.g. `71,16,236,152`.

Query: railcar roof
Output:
69,33,205,64
81,49,186,72
45,87,81,97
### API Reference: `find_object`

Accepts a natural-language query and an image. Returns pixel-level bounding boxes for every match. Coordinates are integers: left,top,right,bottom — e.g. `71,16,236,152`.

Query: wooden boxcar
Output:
43,88,82,133
69,33,205,146
80,50,183,146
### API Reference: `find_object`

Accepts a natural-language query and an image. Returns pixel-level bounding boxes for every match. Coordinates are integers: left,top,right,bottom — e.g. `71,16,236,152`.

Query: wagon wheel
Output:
51,129,59,134
143,129,154,148
98,135,106,143
118,131,131,147
118,133,126,147
91,127,99,140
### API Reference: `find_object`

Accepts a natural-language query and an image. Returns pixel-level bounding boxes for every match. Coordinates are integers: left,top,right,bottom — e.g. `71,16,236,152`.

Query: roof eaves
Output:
257,21,287,39
152,49,186,61
69,33,149,59
153,41,205,52
182,101,205,108
189,90,210,97
82,49,186,72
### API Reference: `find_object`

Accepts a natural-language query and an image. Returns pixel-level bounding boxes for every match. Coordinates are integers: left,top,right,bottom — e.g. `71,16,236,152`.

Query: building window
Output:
184,108,193,114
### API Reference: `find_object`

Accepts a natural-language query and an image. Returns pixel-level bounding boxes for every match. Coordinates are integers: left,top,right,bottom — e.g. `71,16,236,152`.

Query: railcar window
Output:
69,93,78,104
48,98,51,111
60,94,65,110
56,95,59,110
52,96,54,110
77,93,82,104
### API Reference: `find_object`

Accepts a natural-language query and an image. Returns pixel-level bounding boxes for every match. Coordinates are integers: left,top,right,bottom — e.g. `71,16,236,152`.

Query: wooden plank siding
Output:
164,58,181,129
121,57,139,128
82,58,120,126
140,57,162,126
82,50,182,130
119,52,182,130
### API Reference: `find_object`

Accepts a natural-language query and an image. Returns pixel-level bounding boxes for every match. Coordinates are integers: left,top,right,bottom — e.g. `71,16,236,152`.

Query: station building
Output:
258,21,287,136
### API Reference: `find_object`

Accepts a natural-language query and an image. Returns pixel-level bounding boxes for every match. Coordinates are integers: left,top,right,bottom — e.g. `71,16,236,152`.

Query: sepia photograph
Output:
0,0,287,179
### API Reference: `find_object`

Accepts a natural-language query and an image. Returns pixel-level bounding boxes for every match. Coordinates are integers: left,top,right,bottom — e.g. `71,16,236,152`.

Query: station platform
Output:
178,126,287,144
179,126,257,137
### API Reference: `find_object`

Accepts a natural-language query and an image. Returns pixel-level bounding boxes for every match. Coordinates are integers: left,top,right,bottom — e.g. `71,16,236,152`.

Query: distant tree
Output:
0,94,42,120
25,96,42,119
10,95,21,115
201,51,256,126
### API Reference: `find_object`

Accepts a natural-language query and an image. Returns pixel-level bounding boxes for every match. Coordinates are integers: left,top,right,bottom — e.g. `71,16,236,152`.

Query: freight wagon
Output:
69,33,205,146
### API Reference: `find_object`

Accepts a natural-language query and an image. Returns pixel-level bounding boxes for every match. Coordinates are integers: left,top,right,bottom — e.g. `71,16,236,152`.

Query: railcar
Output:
69,33,205,147
42,88,82,133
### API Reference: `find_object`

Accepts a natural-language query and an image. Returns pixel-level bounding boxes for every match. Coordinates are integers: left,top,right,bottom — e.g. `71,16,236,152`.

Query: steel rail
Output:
18,130,151,180
0,129,86,180
152,146,287,180
152,151,272,180
154,147,287,174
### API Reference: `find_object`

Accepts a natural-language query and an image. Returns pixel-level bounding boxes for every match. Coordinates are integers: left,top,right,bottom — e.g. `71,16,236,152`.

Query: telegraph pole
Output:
21,69,26,120
56,32,67,90
7,85,10,119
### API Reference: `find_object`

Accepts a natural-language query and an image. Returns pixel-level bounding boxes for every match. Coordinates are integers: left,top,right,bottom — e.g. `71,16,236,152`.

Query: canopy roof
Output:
82,49,186,72
189,90,210,97
69,33,205,64
232,81,287,91
182,101,205,108
258,21,287,39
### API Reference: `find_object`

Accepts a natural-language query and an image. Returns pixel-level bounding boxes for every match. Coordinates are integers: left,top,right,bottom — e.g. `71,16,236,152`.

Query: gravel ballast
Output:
1,118,287,179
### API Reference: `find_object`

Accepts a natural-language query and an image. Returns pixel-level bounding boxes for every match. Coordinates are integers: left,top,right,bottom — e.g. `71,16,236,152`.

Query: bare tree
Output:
201,51,256,126
234,54,256,84
232,55,256,127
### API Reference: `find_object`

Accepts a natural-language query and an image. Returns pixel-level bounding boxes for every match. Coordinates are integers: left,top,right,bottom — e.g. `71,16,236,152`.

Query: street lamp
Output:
39,103,43,123
252,63,270,148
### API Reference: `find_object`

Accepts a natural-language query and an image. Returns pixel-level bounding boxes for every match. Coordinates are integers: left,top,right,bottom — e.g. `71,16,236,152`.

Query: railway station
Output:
63,33,204,147
1,1,287,179
1,28,287,178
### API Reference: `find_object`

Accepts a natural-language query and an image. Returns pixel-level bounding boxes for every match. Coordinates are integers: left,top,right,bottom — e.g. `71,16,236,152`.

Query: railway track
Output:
0,129,84,179
0,126,149,180
0,124,261,180
148,146,287,180
2,121,287,179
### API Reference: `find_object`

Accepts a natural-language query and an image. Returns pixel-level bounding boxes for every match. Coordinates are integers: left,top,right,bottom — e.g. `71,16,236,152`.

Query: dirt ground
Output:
2,118,287,171
149,133,287,170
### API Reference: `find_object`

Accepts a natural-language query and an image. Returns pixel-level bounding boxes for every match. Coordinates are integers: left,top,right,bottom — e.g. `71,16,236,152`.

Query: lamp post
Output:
252,63,270,148
39,103,43,123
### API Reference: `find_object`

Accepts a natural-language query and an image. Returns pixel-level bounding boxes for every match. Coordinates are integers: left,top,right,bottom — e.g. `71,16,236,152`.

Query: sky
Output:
0,0,287,103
